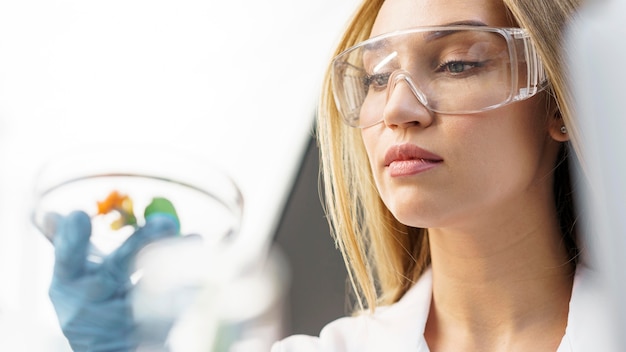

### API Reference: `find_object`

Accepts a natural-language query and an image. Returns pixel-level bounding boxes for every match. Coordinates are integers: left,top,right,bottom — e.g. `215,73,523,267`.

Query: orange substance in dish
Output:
96,190,137,229
97,190,126,214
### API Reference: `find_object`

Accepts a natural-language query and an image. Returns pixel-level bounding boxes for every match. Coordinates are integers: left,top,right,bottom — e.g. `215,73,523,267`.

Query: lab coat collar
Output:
367,264,613,352
557,264,617,351
274,263,616,351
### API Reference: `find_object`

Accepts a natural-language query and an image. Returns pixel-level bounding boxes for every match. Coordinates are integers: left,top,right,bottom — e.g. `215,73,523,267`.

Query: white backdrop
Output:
0,0,358,349
568,0,626,349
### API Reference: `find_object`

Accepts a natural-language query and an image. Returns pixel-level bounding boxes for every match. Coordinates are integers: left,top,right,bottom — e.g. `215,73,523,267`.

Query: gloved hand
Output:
48,210,179,352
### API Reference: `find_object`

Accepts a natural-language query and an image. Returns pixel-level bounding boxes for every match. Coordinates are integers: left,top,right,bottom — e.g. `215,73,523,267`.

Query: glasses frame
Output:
331,26,548,128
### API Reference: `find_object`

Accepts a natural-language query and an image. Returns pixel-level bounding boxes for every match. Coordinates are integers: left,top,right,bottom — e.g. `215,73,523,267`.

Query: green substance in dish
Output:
144,197,180,233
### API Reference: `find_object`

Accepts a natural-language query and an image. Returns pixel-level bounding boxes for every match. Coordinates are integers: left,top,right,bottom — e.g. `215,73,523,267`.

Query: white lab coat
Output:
272,264,615,351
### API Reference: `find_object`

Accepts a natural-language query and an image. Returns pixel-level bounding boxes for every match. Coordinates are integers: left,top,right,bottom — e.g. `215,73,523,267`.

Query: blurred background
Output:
0,0,357,349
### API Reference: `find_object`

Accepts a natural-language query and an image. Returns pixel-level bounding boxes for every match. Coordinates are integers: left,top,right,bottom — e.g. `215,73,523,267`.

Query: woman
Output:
273,0,609,350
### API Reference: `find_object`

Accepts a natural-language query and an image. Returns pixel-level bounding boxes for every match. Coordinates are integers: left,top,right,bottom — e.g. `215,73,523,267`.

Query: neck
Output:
424,200,575,351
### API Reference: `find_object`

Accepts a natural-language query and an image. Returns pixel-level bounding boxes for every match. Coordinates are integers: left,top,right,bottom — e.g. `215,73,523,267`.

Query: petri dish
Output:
31,146,243,261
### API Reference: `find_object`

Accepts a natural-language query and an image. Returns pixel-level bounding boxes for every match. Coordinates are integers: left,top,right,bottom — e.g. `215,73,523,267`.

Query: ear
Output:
547,108,570,142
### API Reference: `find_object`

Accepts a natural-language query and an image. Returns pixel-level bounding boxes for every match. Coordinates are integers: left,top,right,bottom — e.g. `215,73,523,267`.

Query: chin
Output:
388,203,440,229
380,187,450,228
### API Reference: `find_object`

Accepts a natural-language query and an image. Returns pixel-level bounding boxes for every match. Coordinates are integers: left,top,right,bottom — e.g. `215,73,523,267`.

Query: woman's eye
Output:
363,72,391,91
438,60,484,75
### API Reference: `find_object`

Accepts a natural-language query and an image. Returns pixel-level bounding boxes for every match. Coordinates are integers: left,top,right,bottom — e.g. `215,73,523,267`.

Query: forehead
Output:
371,0,512,36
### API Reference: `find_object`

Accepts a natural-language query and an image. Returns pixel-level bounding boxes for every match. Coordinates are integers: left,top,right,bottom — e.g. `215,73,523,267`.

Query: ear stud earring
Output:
560,125,567,134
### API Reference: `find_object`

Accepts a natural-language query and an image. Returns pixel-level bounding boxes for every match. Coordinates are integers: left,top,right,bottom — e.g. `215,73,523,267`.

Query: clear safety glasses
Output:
331,26,548,128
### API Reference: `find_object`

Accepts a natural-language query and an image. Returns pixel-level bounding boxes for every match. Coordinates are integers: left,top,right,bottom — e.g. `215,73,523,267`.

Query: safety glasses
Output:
331,26,547,128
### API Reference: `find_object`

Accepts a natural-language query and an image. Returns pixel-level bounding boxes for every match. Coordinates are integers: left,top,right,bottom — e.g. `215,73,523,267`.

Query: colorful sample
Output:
96,190,179,232
144,197,180,233
96,190,138,229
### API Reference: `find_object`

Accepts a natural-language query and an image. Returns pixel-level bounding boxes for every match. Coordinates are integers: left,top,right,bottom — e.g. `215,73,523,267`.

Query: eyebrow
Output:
424,20,489,41
364,20,487,51
363,20,489,52
440,20,488,27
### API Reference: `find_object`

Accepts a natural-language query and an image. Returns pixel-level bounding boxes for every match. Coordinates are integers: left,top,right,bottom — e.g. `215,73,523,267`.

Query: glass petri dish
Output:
31,146,243,261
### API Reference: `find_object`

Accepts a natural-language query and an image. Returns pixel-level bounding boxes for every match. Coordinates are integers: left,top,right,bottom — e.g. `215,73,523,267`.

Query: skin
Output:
360,0,573,350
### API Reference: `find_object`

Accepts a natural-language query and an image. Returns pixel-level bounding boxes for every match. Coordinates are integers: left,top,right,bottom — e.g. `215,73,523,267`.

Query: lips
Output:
384,143,443,176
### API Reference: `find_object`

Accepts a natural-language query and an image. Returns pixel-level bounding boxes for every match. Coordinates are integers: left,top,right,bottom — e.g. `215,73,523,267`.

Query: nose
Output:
382,71,434,129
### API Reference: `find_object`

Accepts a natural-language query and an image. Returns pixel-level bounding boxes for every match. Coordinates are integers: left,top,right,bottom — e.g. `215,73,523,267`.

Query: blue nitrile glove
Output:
48,210,179,352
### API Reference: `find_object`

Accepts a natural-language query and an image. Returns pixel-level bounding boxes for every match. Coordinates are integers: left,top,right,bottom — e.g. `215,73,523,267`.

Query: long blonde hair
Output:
316,0,583,312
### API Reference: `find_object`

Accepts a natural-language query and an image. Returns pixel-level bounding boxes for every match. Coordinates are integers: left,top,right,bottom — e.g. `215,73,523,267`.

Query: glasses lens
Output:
332,28,520,127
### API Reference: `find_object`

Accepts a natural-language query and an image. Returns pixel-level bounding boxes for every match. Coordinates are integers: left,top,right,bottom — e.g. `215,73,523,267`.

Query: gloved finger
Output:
100,214,179,287
53,210,92,281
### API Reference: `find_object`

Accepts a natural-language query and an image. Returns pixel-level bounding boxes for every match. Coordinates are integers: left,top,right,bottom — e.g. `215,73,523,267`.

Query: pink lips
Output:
384,143,443,177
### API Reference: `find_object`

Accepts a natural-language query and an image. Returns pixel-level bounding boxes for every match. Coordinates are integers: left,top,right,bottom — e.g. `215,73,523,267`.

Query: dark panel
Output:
273,135,349,336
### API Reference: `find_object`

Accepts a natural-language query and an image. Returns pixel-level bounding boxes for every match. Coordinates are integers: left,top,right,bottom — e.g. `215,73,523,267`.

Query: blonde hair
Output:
316,0,583,312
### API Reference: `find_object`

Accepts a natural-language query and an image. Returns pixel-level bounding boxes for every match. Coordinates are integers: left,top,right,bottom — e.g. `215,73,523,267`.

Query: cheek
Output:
451,118,535,176
360,129,382,181
446,111,553,203
360,128,392,200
